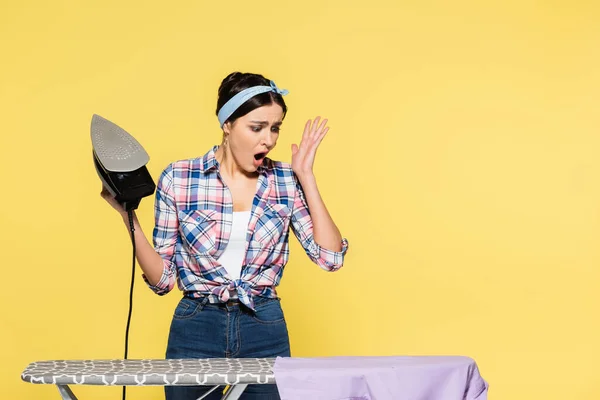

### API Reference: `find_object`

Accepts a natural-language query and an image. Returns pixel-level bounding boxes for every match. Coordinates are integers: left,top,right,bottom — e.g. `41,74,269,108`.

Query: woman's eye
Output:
272,127,280,133
251,126,261,132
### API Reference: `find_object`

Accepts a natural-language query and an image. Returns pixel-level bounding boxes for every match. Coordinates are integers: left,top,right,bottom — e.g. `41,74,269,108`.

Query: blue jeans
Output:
164,296,291,400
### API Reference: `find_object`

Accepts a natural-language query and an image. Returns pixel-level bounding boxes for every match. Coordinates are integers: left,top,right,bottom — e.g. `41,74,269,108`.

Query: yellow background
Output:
1,0,600,399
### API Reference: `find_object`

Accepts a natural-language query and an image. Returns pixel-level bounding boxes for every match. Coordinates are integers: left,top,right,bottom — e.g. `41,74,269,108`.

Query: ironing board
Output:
21,358,275,400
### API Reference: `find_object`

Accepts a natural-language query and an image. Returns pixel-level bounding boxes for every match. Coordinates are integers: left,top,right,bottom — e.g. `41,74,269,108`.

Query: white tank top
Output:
218,211,251,281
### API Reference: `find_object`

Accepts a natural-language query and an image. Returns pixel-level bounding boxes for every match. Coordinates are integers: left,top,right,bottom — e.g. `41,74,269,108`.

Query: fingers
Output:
314,127,329,148
317,117,327,132
307,126,328,158
306,116,327,138
310,116,321,137
300,116,329,154
300,120,311,149
311,117,328,143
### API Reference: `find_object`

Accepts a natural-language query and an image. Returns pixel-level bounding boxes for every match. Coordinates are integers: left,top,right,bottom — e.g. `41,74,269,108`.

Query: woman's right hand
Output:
100,185,127,216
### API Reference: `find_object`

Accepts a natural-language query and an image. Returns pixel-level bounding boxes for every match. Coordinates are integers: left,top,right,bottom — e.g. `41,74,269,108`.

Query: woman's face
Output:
223,103,284,173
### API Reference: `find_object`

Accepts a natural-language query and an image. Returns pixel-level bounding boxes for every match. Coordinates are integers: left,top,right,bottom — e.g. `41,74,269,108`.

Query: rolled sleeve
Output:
144,164,179,295
305,235,349,271
142,263,175,295
290,177,349,271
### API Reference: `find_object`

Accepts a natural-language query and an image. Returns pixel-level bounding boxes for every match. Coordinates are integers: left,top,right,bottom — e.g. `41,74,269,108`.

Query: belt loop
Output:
198,296,210,311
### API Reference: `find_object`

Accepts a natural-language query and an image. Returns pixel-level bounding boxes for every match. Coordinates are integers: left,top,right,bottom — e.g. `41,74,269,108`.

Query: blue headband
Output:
217,80,289,127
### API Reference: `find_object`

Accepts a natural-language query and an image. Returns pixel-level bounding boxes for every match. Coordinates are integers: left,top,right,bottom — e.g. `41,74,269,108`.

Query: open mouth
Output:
254,152,267,161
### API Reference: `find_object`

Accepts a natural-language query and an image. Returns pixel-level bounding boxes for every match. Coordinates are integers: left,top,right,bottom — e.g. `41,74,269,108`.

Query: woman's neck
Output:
215,145,257,181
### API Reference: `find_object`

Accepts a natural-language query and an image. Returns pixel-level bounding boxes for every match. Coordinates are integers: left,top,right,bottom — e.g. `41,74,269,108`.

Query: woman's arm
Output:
289,116,349,268
101,164,179,293
115,211,165,285
294,173,343,252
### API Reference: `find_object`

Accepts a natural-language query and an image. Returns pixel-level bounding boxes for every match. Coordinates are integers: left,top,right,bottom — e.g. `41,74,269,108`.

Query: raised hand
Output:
291,116,329,178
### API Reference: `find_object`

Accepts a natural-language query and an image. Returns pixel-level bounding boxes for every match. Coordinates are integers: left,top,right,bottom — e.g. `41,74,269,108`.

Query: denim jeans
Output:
164,296,291,400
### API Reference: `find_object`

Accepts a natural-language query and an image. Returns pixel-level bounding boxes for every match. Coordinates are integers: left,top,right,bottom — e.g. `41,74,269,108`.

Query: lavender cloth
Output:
272,355,488,400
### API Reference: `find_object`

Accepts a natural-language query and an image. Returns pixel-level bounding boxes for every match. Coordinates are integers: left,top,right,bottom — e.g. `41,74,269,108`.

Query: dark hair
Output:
216,72,288,126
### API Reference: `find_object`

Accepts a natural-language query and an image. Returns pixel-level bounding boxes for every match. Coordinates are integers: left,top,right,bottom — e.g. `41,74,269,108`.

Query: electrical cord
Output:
123,209,136,400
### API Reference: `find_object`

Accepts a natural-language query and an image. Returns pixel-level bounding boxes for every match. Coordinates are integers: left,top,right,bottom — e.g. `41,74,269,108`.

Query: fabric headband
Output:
217,80,289,127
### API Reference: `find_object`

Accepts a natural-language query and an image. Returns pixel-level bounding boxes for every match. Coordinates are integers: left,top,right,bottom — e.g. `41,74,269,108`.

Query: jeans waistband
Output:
183,292,277,308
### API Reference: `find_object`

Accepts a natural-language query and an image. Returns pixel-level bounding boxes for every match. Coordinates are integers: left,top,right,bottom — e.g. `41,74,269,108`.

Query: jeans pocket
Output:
251,299,285,324
173,298,202,320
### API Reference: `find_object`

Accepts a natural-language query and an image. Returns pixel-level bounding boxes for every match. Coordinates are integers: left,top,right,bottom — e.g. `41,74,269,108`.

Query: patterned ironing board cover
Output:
21,358,276,386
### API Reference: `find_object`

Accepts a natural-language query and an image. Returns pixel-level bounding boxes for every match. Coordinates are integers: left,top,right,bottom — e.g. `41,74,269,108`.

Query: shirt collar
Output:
198,145,271,174
199,145,220,173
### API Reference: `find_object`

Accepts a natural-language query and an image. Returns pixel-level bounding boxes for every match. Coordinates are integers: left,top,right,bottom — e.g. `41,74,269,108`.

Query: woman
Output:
101,71,349,399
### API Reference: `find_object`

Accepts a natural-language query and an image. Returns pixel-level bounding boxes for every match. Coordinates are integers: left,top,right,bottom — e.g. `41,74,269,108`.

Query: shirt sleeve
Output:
142,164,178,294
290,175,349,271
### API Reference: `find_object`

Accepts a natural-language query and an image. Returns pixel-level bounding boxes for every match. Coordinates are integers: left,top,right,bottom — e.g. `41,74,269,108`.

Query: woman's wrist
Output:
120,210,138,225
296,171,316,187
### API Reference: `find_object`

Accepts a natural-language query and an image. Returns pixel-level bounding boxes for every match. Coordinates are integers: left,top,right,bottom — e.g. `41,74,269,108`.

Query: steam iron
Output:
91,114,156,211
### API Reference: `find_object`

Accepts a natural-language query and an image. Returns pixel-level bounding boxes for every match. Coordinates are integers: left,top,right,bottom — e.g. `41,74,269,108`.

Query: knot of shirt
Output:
215,279,255,310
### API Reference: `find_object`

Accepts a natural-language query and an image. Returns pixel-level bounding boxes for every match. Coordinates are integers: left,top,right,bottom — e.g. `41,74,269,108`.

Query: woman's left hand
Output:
291,116,329,178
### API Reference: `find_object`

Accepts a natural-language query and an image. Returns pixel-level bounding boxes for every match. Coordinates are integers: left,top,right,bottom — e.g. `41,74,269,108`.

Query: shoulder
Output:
159,145,218,178
158,157,203,176
155,157,205,192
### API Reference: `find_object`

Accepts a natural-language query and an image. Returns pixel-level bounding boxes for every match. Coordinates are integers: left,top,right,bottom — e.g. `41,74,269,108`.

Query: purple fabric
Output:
273,356,488,400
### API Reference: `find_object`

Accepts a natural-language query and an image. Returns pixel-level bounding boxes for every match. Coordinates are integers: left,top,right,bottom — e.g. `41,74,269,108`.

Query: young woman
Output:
101,72,349,399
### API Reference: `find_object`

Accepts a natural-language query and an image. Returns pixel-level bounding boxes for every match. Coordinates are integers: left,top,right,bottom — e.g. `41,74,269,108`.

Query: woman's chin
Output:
241,164,259,175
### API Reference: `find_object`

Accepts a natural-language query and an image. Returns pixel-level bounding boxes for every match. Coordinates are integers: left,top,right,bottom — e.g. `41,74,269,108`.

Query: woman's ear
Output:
223,121,231,135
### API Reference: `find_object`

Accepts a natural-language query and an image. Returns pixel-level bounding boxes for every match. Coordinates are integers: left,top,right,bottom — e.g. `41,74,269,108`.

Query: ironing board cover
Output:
272,355,489,400
21,358,275,386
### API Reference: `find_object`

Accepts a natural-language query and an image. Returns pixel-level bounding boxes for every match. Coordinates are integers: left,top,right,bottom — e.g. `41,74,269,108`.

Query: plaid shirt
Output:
143,145,349,310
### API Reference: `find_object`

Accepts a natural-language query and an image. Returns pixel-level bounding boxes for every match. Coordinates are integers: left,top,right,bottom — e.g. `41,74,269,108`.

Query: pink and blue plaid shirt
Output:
143,145,349,310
